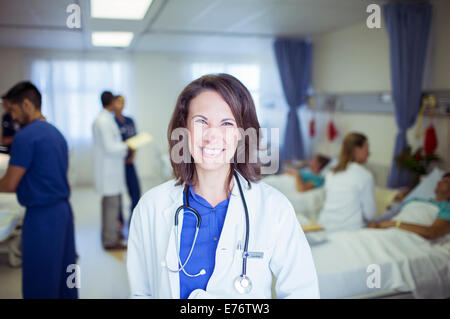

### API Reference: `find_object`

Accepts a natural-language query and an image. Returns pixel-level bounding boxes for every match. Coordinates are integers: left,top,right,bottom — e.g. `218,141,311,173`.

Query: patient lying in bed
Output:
369,172,450,240
284,154,330,192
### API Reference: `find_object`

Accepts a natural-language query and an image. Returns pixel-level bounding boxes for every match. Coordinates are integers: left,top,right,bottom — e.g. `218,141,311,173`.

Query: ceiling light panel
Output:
90,0,152,20
91,32,134,47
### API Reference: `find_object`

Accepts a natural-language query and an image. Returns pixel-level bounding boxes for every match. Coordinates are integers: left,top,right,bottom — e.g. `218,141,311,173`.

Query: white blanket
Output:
262,174,325,222
311,228,450,298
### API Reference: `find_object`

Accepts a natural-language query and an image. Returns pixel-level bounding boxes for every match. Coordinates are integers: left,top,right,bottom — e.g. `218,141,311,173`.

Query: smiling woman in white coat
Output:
126,74,319,299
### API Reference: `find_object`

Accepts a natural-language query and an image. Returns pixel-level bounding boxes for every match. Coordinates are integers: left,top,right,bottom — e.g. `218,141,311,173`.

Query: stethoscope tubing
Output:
233,170,250,278
169,170,250,282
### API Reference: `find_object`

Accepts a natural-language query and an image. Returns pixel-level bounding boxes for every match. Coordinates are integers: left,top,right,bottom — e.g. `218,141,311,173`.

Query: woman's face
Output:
115,97,125,113
308,156,321,174
354,140,370,164
186,90,241,172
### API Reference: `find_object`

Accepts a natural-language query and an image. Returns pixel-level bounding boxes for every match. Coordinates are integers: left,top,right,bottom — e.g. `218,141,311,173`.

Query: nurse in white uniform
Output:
318,132,377,232
127,74,319,299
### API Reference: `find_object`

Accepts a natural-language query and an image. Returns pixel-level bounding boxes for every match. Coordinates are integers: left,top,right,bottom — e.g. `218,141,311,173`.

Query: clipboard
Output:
302,222,324,233
125,132,153,150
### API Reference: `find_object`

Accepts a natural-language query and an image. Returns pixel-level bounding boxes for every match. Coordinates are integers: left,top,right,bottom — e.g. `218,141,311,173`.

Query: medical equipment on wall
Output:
166,170,253,294
325,96,339,142
415,94,438,155
308,95,316,138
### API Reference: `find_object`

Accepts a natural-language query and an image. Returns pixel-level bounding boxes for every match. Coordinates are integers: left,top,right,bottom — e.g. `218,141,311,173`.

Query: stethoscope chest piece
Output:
234,275,252,294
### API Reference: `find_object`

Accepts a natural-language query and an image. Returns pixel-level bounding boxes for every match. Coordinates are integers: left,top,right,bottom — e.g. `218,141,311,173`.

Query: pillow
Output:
263,174,297,197
374,187,399,217
393,201,439,226
404,167,445,201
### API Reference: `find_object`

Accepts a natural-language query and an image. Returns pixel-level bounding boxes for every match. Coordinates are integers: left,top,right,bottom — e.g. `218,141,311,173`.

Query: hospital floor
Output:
0,177,162,299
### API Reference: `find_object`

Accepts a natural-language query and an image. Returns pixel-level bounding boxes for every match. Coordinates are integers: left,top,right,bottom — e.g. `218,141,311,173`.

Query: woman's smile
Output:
201,146,225,158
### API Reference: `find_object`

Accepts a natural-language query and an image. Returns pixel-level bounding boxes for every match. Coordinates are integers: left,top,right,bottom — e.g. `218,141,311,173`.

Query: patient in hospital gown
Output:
369,172,450,240
284,154,331,192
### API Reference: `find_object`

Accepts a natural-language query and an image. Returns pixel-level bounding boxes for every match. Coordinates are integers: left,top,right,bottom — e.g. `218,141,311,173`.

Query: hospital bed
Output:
262,172,397,223
309,227,450,299
268,167,449,298
304,167,449,299
0,154,23,267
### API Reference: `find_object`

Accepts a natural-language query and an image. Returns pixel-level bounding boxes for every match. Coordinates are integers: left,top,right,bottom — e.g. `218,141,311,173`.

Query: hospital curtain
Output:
273,38,312,163
384,2,432,188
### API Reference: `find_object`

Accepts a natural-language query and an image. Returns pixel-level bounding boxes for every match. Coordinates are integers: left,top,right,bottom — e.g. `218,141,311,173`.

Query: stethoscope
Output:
166,170,252,294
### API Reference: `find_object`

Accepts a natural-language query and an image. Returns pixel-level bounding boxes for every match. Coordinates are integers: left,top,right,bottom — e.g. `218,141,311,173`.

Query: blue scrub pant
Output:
118,163,141,225
22,200,78,299
126,163,141,215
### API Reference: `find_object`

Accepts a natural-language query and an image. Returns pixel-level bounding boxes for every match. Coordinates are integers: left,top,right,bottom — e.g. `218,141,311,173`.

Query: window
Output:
28,57,134,186
30,58,133,145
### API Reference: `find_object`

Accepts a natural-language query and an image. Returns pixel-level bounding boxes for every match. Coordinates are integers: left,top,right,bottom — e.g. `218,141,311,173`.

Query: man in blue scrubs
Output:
0,81,78,299
114,95,141,229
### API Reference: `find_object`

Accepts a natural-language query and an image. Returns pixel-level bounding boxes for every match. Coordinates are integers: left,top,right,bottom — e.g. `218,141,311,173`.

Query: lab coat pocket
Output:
245,249,270,273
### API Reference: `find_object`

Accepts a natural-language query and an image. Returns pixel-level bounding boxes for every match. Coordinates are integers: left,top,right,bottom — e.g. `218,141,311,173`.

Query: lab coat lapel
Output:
162,183,184,299
207,173,250,288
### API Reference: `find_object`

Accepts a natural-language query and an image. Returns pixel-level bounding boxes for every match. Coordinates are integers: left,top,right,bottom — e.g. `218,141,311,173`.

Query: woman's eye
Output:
195,119,207,125
223,122,234,126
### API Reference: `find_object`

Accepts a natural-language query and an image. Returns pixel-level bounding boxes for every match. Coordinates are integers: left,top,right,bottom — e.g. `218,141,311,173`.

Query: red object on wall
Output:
328,120,338,141
309,119,316,137
424,124,438,155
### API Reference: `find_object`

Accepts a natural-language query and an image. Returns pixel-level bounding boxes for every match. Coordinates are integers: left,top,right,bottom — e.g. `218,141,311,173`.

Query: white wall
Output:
309,0,450,173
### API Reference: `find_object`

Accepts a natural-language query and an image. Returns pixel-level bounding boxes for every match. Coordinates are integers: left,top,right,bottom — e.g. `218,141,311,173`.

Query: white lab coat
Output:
127,172,320,299
318,162,377,231
92,109,128,196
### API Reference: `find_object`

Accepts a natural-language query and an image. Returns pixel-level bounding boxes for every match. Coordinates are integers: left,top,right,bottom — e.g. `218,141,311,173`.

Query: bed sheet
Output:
311,228,450,299
0,194,23,242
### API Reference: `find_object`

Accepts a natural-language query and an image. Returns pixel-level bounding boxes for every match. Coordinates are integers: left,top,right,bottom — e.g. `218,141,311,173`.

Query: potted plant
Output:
395,145,440,186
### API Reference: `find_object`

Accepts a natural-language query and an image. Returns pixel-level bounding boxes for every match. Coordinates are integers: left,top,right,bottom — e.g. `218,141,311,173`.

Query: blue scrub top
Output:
403,198,450,222
299,167,325,188
9,120,70,208
115,115,136,140
179,186,230,299
115,115,136,160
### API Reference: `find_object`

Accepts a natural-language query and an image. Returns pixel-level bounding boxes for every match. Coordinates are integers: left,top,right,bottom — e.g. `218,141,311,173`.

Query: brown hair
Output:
316,154,331,171
167,73,262,191
332,132,368,173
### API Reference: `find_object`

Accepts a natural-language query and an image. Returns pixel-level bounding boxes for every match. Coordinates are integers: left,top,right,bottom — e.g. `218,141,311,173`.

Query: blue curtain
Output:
274,38,312,162
384,2,432,188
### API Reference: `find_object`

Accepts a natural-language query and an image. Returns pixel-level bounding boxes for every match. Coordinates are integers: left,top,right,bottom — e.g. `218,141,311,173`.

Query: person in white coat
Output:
93,91,128,249
318,132,377,232
127,74,319,299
